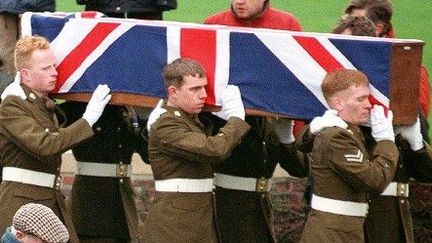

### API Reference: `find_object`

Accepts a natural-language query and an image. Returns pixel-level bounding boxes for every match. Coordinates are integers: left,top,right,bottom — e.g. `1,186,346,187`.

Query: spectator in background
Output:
76,0,177,20
332,15,376,36
1,203,69,243
204,1,309,242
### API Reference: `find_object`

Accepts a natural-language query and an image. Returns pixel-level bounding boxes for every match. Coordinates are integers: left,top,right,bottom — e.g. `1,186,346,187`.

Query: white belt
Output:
2,167,59,189
214,173,271,192
155,178,214,193
311,194,369,217
76,161,131,177
380,182,409,197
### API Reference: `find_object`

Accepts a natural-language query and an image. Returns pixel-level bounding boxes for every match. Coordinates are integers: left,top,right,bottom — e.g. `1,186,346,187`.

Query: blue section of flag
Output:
229,33,327,119
330,38,391,96
69,25,167,98
31,14,70,42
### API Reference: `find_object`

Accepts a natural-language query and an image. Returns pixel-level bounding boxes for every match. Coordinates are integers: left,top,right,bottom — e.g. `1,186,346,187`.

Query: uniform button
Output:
401,199,405,204
119,179,123,183
116,6,121,11
95,127,102,132
118,144,123,148
117,127,121,131
57,168,60,172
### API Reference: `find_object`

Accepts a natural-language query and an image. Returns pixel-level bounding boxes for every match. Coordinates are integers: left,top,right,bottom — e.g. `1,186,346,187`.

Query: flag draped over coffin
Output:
21,12,420,120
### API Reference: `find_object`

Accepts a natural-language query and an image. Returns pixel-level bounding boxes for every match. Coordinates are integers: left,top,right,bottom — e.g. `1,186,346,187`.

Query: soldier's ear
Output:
167,85,178,99
332,97,344,112
20,68,30,85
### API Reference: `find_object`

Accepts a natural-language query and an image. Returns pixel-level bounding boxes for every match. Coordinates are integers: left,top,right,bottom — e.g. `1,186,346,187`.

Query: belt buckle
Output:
116,164,129,177
255,177,269,193
397,183,409,197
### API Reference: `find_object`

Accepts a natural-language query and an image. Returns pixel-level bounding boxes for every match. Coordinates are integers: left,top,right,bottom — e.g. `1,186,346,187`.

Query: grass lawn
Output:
56,0,432,130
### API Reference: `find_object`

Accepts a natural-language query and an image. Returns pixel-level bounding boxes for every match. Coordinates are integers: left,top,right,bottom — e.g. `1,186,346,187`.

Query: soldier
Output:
142,58,250,242
204,1,308,242
298,69,399,242
0,36,111,242
60,102,149,242
332,12,432,243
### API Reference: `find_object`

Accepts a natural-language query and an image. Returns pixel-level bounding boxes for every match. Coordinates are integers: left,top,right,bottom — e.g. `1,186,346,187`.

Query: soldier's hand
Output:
1,72,26,100
309,109,348,135
82,84,111,127
215,85,245,120
147,99,167,132
370,105,394,142
273,118,295,144
395,117,423,151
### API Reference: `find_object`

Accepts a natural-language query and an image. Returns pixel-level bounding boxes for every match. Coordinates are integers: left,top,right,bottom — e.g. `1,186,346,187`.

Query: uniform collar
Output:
163,105,203,127
20,84,40,103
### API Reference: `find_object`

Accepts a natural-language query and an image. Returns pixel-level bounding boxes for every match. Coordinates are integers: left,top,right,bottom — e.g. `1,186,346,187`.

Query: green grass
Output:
57,0,432,131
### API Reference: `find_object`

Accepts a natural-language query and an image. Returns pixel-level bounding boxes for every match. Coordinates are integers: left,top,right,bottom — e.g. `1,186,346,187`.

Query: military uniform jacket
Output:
363,125,432,243
0,85,94,243
299,124,399,243
207,115,308,243
61,102,148,241
142,106,250,243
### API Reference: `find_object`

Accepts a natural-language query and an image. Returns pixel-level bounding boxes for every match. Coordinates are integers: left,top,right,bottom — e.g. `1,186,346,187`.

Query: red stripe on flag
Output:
293,36,343,72
294,35,388,110
54,22,120,92
180,28,217,105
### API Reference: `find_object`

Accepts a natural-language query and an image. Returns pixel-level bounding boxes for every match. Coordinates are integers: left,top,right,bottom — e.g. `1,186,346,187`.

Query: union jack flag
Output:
21,12,420,120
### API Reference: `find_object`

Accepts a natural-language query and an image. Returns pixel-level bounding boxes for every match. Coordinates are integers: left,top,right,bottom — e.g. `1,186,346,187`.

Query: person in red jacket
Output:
205,0,302,31
204,1,308,242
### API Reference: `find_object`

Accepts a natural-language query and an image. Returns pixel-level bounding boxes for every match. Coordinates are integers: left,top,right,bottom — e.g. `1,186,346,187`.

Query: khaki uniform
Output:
142,106,250,243
0,85,94,243
363,126,432,243
61,102,148,242
299,124,399,243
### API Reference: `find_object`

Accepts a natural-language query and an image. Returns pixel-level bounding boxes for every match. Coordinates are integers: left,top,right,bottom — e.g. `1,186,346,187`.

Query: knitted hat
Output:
12,203,69,243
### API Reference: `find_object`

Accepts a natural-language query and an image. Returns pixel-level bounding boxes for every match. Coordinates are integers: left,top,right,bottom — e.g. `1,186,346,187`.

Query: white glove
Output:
82,84,111,126
1,72,26,100
310,109,348,135
395,117,423,151
214,85,245,120
370,105,394,142
273,118,295,144
146,99,167,132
